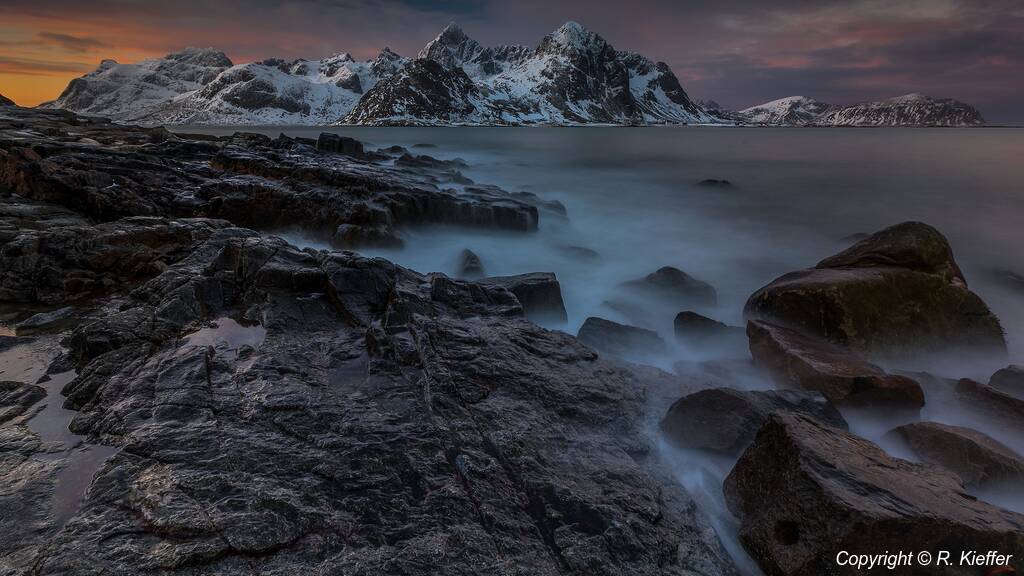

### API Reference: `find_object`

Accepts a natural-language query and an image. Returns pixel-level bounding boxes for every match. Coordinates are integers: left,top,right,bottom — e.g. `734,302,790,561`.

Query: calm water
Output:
182,125,1024,366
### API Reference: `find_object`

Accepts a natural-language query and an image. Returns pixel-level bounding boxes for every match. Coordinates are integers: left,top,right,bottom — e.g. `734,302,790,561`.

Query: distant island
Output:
40,22,984,127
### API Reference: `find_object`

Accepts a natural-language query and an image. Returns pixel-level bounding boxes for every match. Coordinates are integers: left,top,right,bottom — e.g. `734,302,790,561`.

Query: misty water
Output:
181,125,1024,566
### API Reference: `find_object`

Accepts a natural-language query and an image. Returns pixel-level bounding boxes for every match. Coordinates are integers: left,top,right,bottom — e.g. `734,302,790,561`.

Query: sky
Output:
1,0,1021,122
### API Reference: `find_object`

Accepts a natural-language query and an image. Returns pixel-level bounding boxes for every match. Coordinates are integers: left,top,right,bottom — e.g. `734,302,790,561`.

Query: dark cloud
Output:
37,32,111,52
0,56,93,75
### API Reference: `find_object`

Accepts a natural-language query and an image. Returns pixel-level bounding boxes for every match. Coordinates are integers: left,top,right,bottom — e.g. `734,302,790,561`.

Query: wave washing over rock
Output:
43,22,718,127
1,103,1022,575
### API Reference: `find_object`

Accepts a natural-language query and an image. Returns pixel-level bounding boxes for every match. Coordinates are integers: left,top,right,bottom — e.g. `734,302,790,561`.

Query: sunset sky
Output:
1,0,1021,121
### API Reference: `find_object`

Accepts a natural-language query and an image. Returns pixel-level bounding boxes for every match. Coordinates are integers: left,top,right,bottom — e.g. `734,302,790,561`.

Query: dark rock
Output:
623,266,717,307
724,413,1024,576
457,248,484,278
0,105,540,248
886,421,1024,487
696,179,732,188
747,320,924,408
955,378,1024,432
0,381,46,424
479,272,567,324
989,365,1024,399
673,311,744,348
0,94,14,107
578,317,666,359
746,221,1006,360
556,245,600,261
661,387,846,455
13,306,75,333
315,132,364,157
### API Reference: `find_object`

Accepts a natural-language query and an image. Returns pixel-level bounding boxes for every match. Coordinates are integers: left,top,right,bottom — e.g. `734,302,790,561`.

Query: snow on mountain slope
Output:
738,96,832,126
144,50,407,125
44,48,233,122
348,22,719,125
814,93,985,126
730,93,985,126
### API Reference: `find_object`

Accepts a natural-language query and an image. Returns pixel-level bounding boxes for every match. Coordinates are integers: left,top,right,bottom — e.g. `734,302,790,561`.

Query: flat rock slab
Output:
886,421,1024,487
746,320,924,408
725,412,1024,576
577,317,666,359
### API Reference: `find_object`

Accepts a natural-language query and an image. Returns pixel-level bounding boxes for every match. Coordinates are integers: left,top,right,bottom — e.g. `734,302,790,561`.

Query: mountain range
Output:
42,22,985,127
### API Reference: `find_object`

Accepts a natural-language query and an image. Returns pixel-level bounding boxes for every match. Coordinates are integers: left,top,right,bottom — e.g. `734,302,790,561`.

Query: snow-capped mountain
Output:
814,93,984,126
45,22,718,126
729,93,984,127
45,48,234,122
737,96,832,126
347,22,718,125
46,47,407,125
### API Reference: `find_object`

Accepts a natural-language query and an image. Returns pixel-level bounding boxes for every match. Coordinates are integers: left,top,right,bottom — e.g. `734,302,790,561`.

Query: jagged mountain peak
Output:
164,47,233,68
539,21,610,54
418,22,483,68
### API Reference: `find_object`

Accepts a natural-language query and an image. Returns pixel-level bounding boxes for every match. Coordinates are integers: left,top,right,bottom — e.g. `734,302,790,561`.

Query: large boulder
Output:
886,421,1024,488
622,266,717,307
577,317,666,359
479,272,567,324
989,365,1024,399
955,378,1024,433
660,387,847,455
315,132,364,157
745,222,1006,360
674,311,745,349
724,413,1024,576
747,320,924,408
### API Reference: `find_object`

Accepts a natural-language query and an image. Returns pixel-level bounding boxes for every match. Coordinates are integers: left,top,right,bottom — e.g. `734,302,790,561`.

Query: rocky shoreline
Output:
1,104,1022,575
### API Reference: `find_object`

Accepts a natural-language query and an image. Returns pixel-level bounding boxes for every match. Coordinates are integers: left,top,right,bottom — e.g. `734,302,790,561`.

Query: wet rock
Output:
3,231,739,575
13,306,75,333
696,179,733,188
955,378,1024,432
745,221,1007,360
457,248,484,279
674,311,745,348
480,272,567,324
747,320,924,408
886,421,1024,488
555,244,600,261
578,317,666,359
0,381,45,424
623,266,717,307
0,105,540,248
724,413,1024,576
315,133,365,157
661,387,846,455
989,365,1024,399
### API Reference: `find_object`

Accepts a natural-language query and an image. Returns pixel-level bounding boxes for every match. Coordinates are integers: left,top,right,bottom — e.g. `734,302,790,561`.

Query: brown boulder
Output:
745,222,1006,360
724,413,1024,576
747,320,924,408
886,421,1024,487
660,387,847,455
989,365,1024,400
955,378,1024,433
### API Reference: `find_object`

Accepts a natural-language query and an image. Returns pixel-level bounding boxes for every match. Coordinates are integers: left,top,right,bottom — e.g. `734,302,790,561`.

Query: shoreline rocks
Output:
479,272,567,324
577,317,666,359
747,320,924,408
623,266,717,308
725,413,1024,576
745,222,1006,361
